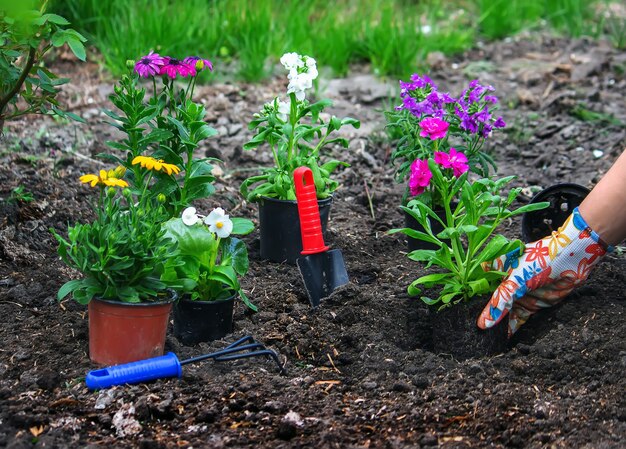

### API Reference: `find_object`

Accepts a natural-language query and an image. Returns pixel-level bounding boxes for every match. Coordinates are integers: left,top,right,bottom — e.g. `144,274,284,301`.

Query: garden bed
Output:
0,34,625,448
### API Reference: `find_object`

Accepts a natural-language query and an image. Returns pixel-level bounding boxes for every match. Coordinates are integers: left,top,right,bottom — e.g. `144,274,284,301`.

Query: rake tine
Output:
214,349,286,374
180,343,265,365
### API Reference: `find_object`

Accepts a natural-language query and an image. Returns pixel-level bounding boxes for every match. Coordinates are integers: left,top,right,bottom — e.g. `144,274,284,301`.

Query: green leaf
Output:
163,219,216,266
221,238,249,276
231,217,254,235
67,38,86,61
407,249,436,262
320,160,349,173
468,278,491,296
138,129,174,147
41,13,71,25
57,279,84,301
507,201,550,217
208,265,238,289
238,290,257,312
409,272,454,289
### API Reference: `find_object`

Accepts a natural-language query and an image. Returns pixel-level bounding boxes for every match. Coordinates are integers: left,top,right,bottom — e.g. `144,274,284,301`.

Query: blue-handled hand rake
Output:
86,335,285,390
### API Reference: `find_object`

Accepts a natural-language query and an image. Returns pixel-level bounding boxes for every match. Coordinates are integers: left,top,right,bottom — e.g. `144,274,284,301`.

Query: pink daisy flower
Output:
159,57,197,79
134,51,166,78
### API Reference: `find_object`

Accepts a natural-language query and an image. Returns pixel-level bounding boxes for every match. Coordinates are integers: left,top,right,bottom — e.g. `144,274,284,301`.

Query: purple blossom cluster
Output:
397,74,455,118
454,80,506,137
397,74,506,138
134,52,213,79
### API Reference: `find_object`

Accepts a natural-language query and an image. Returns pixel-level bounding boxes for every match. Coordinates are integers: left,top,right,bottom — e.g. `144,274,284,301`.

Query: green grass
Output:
477,0,595,39
50,0,608,82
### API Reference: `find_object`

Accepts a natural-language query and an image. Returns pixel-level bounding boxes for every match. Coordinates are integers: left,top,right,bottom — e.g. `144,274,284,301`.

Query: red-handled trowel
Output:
294,167,349,308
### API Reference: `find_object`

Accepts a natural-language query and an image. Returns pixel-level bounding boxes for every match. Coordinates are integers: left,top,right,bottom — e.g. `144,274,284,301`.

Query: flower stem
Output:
286,93,298,163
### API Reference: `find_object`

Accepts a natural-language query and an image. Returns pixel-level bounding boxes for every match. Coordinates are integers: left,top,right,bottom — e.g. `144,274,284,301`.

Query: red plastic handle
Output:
294,167,329,255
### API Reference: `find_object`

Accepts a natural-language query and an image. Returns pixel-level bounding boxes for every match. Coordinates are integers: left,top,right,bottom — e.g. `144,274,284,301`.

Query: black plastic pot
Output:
429,298,508,360
173,293,235,345
404,207,448,252
521,183,590,243
258,196,332,264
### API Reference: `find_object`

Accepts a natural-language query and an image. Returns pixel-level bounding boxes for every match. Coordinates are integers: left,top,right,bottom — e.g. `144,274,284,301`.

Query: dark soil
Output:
1,34,625,448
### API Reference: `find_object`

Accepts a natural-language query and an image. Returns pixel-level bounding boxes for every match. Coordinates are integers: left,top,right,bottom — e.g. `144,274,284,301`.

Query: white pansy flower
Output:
280,52,303,71
181,207,199,226
204,207,233,238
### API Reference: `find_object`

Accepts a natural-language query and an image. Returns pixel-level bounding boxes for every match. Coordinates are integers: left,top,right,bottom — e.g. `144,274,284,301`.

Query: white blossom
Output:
204,207,233,238
280,52,303,71
181,207,199,226
277,99,290,122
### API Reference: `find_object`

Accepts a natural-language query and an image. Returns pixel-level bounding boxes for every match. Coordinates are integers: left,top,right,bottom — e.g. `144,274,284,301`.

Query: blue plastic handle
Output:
86,352,183,390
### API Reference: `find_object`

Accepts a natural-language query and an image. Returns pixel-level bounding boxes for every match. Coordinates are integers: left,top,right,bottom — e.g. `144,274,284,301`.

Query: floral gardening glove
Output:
477,207,614,335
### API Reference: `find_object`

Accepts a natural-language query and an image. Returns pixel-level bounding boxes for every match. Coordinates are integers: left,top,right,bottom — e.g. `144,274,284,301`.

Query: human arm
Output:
477,149,626,335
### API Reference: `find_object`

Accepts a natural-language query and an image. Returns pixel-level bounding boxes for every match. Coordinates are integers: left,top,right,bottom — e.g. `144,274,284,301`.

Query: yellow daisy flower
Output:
79,168,129,188
132,156,181,175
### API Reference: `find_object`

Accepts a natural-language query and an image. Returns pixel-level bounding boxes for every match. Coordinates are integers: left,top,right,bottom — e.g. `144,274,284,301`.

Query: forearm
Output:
578,150,626,246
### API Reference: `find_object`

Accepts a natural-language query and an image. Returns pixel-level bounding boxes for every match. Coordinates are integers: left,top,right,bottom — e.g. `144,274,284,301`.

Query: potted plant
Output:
52,163,181,366
52,51,219,365
390,158,548,359
240,52,360,263
161,206,256,345
385,74,506,250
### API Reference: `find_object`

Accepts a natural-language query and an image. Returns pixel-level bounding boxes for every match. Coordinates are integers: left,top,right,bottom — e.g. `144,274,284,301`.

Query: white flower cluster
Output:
280,52,318,101
181,206,233,238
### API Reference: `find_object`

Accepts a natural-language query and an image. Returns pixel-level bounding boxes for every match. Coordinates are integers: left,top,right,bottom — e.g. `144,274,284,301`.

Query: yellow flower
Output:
132,156,181,175
79,169,129,188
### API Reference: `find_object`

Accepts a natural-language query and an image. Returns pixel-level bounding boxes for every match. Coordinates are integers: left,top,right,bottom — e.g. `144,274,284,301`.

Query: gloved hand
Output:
477,207,613,335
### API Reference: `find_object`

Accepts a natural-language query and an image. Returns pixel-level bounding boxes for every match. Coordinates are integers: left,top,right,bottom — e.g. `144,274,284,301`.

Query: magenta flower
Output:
434,148,469,177
159,57,197,78
409,158,432,196
134,51,166,78
183,56,213,72
419,117,449,140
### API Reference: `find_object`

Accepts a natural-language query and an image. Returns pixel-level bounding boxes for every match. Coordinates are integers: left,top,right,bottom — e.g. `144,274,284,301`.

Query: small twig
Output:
363,179,375,220
326,353,342,374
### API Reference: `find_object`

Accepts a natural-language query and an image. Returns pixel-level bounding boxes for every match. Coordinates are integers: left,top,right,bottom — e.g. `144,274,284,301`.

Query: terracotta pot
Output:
88,292,175,366
521,183,590,243
258,196,332,264
429,297,508,360
173,293,236,345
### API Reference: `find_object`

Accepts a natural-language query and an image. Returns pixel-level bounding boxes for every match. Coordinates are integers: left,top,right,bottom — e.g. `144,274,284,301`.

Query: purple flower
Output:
183,56,213,72
455,106,478,134
159,57,197,78
474,109,492,124
493,116,506,128
409,158,432,196
134,51,166,78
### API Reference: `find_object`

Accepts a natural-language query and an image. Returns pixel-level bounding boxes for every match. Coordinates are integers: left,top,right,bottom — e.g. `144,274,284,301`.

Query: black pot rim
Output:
178,291,237,305
526,183,590,202
259,195,333,205
521,183,591,242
